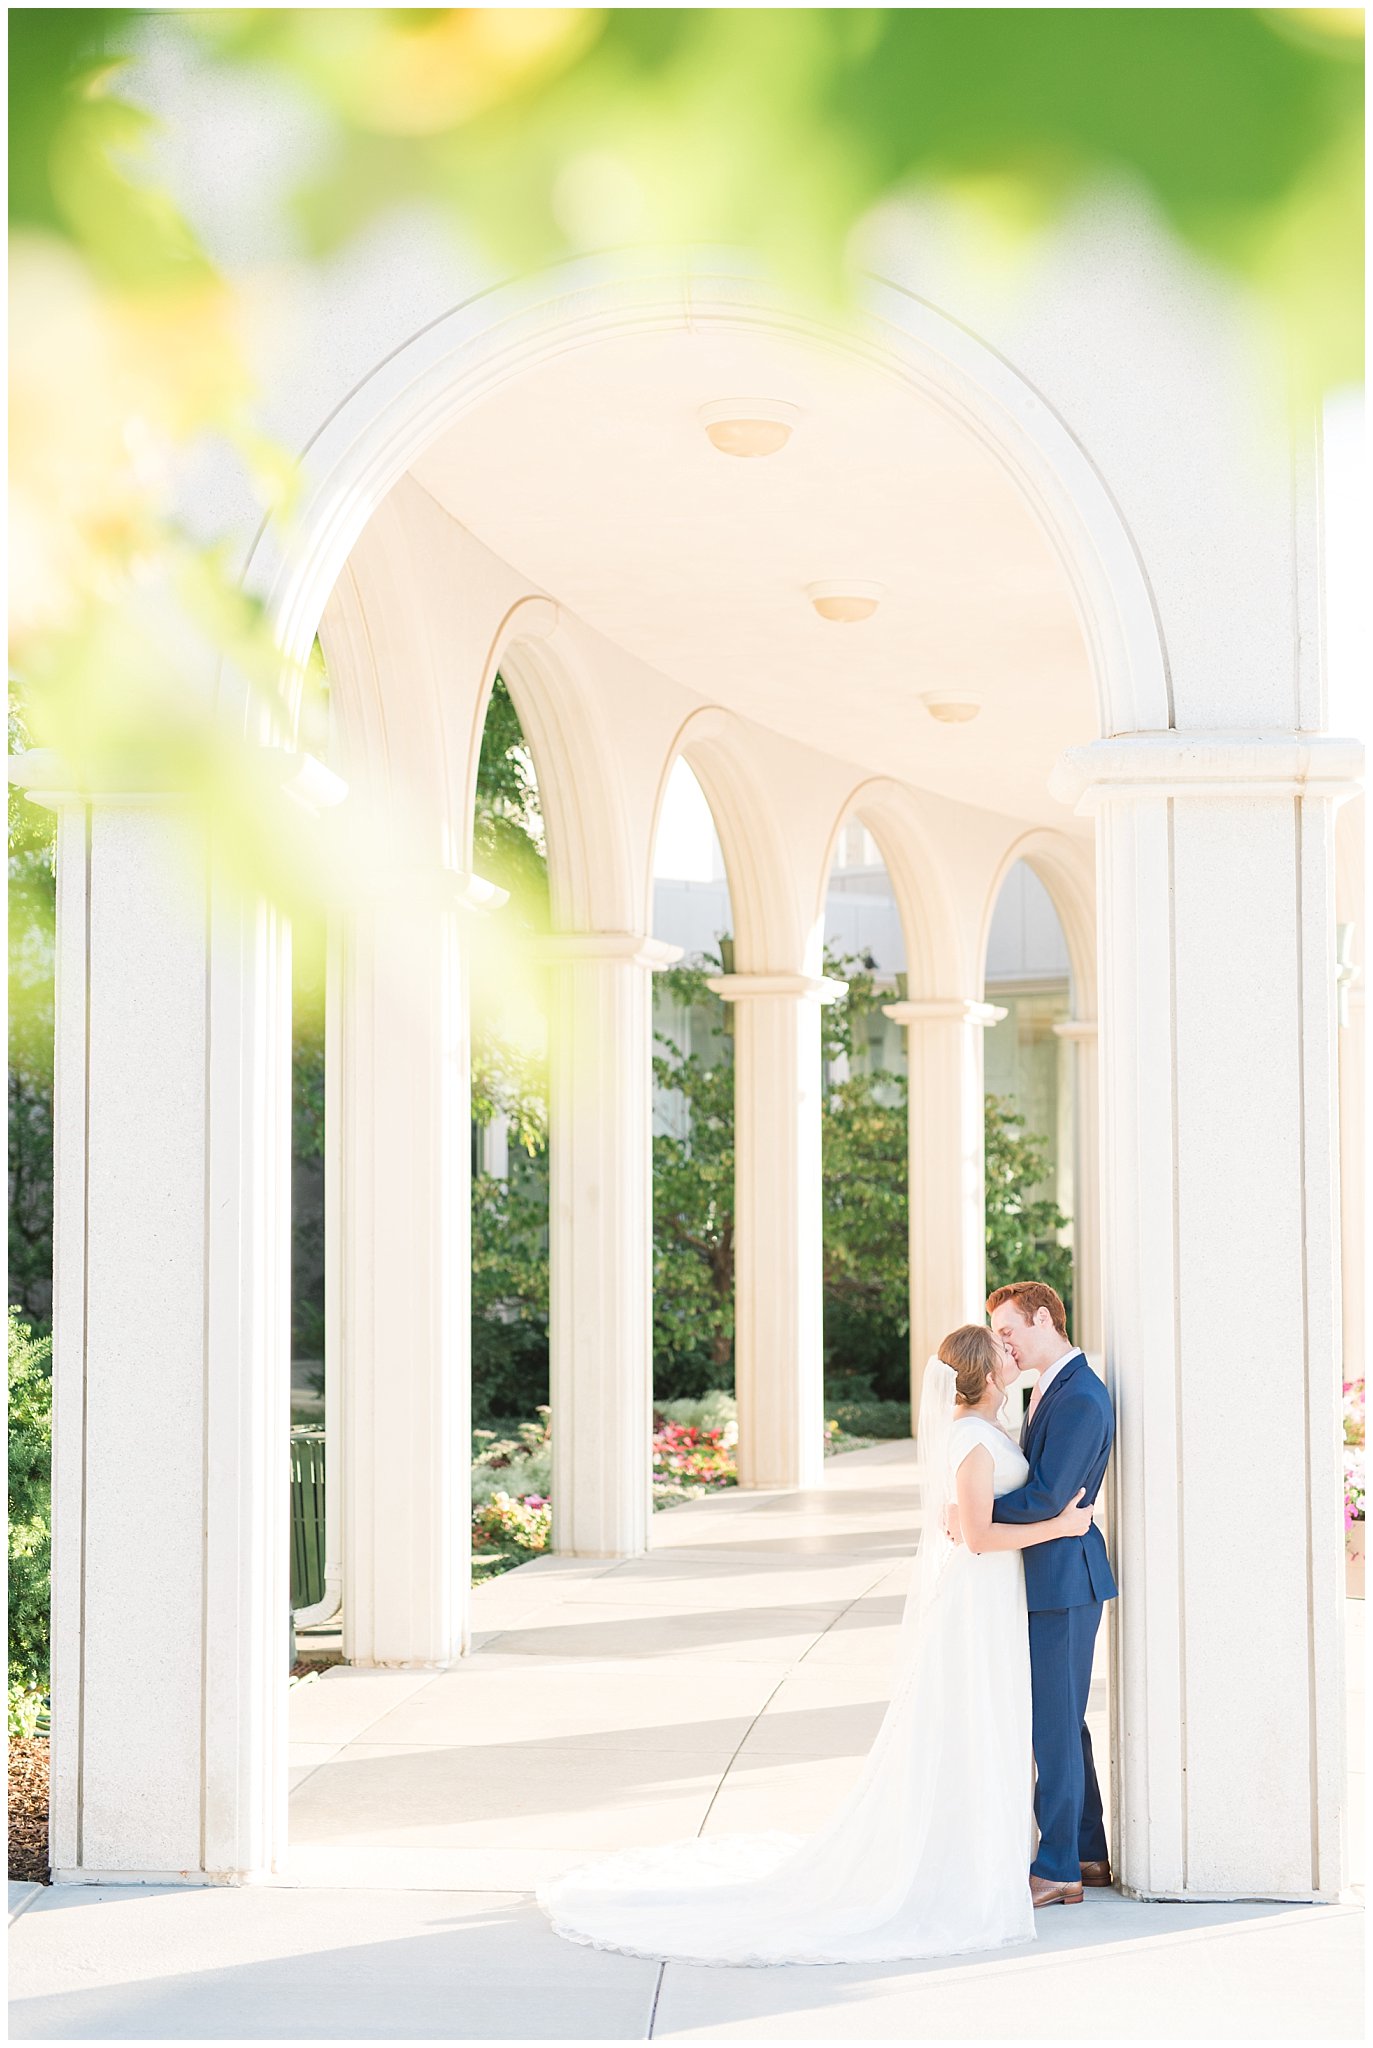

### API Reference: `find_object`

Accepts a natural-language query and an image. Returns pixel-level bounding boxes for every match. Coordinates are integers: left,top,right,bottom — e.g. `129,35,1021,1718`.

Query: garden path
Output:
8,1444,1363,2039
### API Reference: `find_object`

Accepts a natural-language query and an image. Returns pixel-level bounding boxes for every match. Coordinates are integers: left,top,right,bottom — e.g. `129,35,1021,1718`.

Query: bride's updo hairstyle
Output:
938,1325,1001,1407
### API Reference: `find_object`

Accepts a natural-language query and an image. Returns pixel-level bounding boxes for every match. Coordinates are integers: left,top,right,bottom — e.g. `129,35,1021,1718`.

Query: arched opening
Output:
982,858,1075,1323
819,813,912,1438
466,674,557,1576
978,835,1100,1366
254,262,1159,1892
646,756,740,1492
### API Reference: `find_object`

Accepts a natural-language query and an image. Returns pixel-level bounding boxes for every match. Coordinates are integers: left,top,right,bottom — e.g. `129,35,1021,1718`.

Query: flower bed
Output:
470,1393,875,1581
1344,1379,1364,1526
1344,1378,1364,1599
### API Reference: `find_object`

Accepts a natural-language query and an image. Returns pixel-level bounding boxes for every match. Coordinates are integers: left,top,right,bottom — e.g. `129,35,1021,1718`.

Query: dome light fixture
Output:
807,580,883,624
920,692,981,724
699,398,800,457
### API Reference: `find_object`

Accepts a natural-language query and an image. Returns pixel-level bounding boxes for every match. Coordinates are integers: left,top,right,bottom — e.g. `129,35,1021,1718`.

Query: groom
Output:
986,1281,1117,1907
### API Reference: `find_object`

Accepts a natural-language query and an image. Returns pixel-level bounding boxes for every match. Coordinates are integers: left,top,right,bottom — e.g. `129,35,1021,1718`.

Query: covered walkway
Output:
10,1447,1362,2039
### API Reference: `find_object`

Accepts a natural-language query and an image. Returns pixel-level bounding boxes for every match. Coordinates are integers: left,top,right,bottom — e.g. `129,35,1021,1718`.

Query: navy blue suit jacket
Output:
991,1351,1117,1611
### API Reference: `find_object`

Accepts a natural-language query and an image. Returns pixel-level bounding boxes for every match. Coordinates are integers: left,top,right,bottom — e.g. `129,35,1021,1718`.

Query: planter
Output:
1346,1519,1365,1600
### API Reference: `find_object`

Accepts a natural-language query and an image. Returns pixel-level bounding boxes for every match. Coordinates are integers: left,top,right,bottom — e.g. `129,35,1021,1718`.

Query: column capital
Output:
883,996,1007,1028
7,745,349,817
537,931,683,970
1053,1017,1099,1041
707,972,848,1004
354,863,508,914
1051,731,1363,813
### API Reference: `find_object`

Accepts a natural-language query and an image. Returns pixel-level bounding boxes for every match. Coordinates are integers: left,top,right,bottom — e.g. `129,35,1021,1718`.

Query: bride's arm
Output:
955,1446,1091,1553
990,1394,1101,1526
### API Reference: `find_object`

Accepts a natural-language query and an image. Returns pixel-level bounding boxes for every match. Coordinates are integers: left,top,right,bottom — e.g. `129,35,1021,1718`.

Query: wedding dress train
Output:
537,1384,1035,1967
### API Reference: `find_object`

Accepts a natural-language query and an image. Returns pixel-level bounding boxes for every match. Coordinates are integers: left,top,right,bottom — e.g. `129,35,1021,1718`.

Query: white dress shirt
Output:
1033,1346,1082,1402
1026,1346,1083,1422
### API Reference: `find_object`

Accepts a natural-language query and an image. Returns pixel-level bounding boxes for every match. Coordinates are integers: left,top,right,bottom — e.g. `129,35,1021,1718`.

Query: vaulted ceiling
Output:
411,321,1096,828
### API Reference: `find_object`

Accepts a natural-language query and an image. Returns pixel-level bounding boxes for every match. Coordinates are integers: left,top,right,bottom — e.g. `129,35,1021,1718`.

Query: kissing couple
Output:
539,1279,1117,1967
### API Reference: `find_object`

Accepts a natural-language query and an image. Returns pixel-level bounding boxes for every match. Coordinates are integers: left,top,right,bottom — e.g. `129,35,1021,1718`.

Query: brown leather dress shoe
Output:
1080,1859,1112,1887
1030,1874,1084,1907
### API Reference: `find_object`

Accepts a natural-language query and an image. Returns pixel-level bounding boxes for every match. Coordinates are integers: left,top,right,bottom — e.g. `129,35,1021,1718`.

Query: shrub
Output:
985,1094,1074,1324
8,1307,52,1729
823,1394,912,1440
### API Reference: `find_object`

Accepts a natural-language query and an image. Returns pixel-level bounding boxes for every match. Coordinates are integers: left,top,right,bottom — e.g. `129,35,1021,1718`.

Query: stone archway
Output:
34,250,1356,1912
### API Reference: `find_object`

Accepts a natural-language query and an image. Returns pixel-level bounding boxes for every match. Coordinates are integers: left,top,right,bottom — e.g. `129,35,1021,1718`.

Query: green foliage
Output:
466,676,552,1421
8,1309,53,1724
8,700,57,1331
290,910,327,1360
649,946,917,1408
651,957,735,1401
821,954,910,1405
152,7,1365,398
472,677,548,913
471,676,549,1153
824,1394,913,1442
821,1067,911,1406
985,1093,1075,1322
470,1156,550,1424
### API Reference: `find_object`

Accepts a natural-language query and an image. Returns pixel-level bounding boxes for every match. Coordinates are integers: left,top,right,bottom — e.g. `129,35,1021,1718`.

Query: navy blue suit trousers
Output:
1028,1603,1108,1879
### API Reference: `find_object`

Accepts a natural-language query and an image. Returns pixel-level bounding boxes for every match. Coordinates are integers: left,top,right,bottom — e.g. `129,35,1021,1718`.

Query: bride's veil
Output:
899,1355,959,1646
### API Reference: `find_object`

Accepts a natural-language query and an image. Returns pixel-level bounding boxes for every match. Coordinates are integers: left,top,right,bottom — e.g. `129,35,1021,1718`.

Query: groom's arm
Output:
991,1396,1102,1525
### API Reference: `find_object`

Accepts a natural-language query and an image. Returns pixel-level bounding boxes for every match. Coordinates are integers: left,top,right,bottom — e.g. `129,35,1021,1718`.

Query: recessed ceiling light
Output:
921,692,981,724
699,399,800,457
808,580,883,623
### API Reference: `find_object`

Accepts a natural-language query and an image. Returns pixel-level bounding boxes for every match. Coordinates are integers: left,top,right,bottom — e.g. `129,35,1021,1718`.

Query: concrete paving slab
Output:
279,1844,617,1889
285,1669,438,1746
649,1899,1365,2040
288,1738,731,1850
481,1604,841,1664
8,1882,43,1924
700,1750,867,1835
8,1884,658,2041
357,1656,782,1751
287,1734,353,1792
736,1694,887,1759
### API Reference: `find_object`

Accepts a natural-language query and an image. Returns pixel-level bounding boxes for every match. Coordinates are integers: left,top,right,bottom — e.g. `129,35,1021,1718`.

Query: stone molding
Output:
882,996,1008,1028
708,972,848,1003
8,745,348,817
357,863,508,914
1053,1017,1099,1041
1052,731,1364,811
536,932,683,969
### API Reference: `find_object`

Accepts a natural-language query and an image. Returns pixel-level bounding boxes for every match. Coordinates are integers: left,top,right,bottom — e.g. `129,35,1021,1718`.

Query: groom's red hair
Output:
986,1281,1069,1338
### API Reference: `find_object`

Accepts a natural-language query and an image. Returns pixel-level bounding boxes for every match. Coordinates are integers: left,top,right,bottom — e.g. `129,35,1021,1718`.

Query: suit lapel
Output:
1024,1350,1086,1454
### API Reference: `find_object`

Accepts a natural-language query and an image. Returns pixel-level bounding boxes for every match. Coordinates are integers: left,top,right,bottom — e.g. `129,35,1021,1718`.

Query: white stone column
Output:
338,868,493,1665
1057,731,1361,1902
1053,1018,1103,1357
545,934,680,1556
13,760,294,1884
707,973,846,1491
882,997,1006,1421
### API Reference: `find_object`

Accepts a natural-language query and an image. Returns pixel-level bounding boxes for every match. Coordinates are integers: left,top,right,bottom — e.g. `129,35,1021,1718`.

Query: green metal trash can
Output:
290,1427,328,1614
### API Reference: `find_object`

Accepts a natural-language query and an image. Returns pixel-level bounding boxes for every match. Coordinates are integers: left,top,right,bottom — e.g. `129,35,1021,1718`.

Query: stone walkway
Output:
9,1444,1364,2039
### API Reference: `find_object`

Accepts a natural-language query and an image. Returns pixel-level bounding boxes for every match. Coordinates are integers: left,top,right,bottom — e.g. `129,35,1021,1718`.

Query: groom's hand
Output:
944,1503,963,1546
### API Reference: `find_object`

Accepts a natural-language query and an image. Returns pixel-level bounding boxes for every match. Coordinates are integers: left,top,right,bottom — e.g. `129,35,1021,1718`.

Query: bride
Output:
538,1324,1093,1967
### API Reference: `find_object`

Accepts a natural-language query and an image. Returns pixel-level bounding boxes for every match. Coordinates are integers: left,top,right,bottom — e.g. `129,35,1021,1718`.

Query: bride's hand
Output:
1054,1489,1094,1538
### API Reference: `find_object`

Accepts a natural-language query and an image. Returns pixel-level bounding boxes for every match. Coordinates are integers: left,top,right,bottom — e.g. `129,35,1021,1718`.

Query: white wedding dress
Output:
537,1377,1035,1967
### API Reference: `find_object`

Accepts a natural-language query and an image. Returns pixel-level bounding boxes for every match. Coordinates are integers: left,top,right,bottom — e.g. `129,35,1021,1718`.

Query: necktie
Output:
1027,1377,1045,1425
